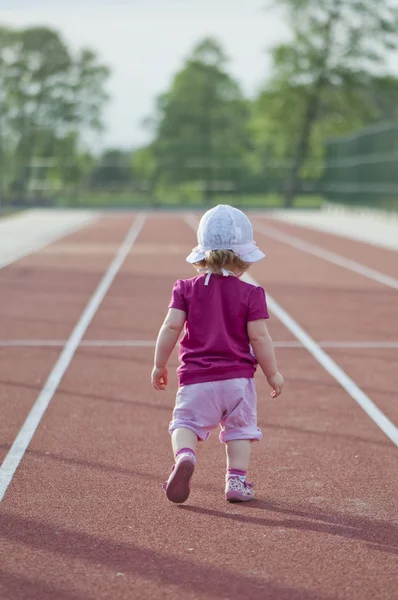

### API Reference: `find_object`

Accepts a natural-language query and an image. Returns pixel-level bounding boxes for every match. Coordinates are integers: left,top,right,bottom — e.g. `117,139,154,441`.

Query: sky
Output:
0,0,290,149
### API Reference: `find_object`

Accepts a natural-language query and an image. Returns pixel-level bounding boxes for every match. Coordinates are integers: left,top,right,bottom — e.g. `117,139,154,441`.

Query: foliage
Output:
250,75,398,180
150,37,251,201
263,0,398,204
2,18,398,210
0,25,109,195
89,149,133,189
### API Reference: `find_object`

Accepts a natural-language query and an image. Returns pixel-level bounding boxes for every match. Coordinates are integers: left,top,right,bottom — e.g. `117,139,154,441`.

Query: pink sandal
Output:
162,453,196,504
225,476,255,502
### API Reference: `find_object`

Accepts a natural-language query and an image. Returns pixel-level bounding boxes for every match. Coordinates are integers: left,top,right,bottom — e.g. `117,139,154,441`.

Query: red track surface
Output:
0,213,397,600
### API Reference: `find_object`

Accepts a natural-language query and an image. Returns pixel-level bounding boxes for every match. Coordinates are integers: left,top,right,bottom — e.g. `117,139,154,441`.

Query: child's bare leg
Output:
226,440,251,471
172,427,198,456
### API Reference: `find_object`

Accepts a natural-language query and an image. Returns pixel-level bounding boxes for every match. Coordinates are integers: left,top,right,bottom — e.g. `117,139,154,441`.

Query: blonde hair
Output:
194,250,250,274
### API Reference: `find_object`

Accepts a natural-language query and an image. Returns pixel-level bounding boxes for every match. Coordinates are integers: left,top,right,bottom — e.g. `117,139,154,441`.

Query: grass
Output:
54,192,325,210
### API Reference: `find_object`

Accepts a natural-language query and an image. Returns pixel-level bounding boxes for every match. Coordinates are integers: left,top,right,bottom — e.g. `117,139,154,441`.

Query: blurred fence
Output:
1,121,397,211
322,120,398,210
0,155,320,210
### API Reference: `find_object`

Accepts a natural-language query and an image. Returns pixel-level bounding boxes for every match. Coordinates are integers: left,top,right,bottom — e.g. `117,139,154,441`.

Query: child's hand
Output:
266,372,284,398
151,366,168,391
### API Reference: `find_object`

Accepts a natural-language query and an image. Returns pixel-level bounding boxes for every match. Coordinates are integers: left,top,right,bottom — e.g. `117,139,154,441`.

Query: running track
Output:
0,212,397,600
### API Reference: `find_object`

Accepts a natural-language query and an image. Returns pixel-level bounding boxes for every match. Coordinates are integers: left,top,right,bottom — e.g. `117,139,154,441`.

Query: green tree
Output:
250,74,398,191
132,145,157,193
89,149,133,190
0,25,109,196
266,0,398,206
151,37,250,202
42,134,94,196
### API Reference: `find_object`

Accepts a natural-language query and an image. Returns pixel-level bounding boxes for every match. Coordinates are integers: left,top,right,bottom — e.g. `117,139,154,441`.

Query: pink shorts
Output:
169,378,262,444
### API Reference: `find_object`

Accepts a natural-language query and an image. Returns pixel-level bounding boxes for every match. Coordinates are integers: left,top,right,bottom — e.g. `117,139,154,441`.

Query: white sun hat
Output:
186,204,265,264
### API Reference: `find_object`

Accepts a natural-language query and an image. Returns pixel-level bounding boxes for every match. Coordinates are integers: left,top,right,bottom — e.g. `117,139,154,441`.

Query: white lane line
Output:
243,272,398,447
0,217,99,271
0,214,147,502
184,214,398,446
253,221,398,290
1,339,398,349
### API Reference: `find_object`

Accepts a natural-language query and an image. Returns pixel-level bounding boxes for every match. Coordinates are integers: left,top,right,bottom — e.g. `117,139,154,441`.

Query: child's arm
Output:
247,319,284,398
152,308,186,391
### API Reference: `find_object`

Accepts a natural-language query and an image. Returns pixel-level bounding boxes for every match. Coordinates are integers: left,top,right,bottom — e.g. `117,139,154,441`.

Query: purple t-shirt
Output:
169,274,269,386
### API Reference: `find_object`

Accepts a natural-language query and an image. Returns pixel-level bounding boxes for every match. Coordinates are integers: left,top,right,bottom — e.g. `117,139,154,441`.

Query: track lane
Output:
0,348,59,465
256,216,398,278
327,347,398,425
0,216,137,482
250,250,396,343
0,347,396,600
0,217,134,340
0,215,397,600
250,218,398,428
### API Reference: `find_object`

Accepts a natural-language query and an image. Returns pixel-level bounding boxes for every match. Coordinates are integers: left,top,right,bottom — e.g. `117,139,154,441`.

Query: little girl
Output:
151,204,283,504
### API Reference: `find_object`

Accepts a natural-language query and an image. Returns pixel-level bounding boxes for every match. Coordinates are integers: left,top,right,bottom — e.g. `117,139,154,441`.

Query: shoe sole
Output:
166,459,195,504
226,491,255,503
